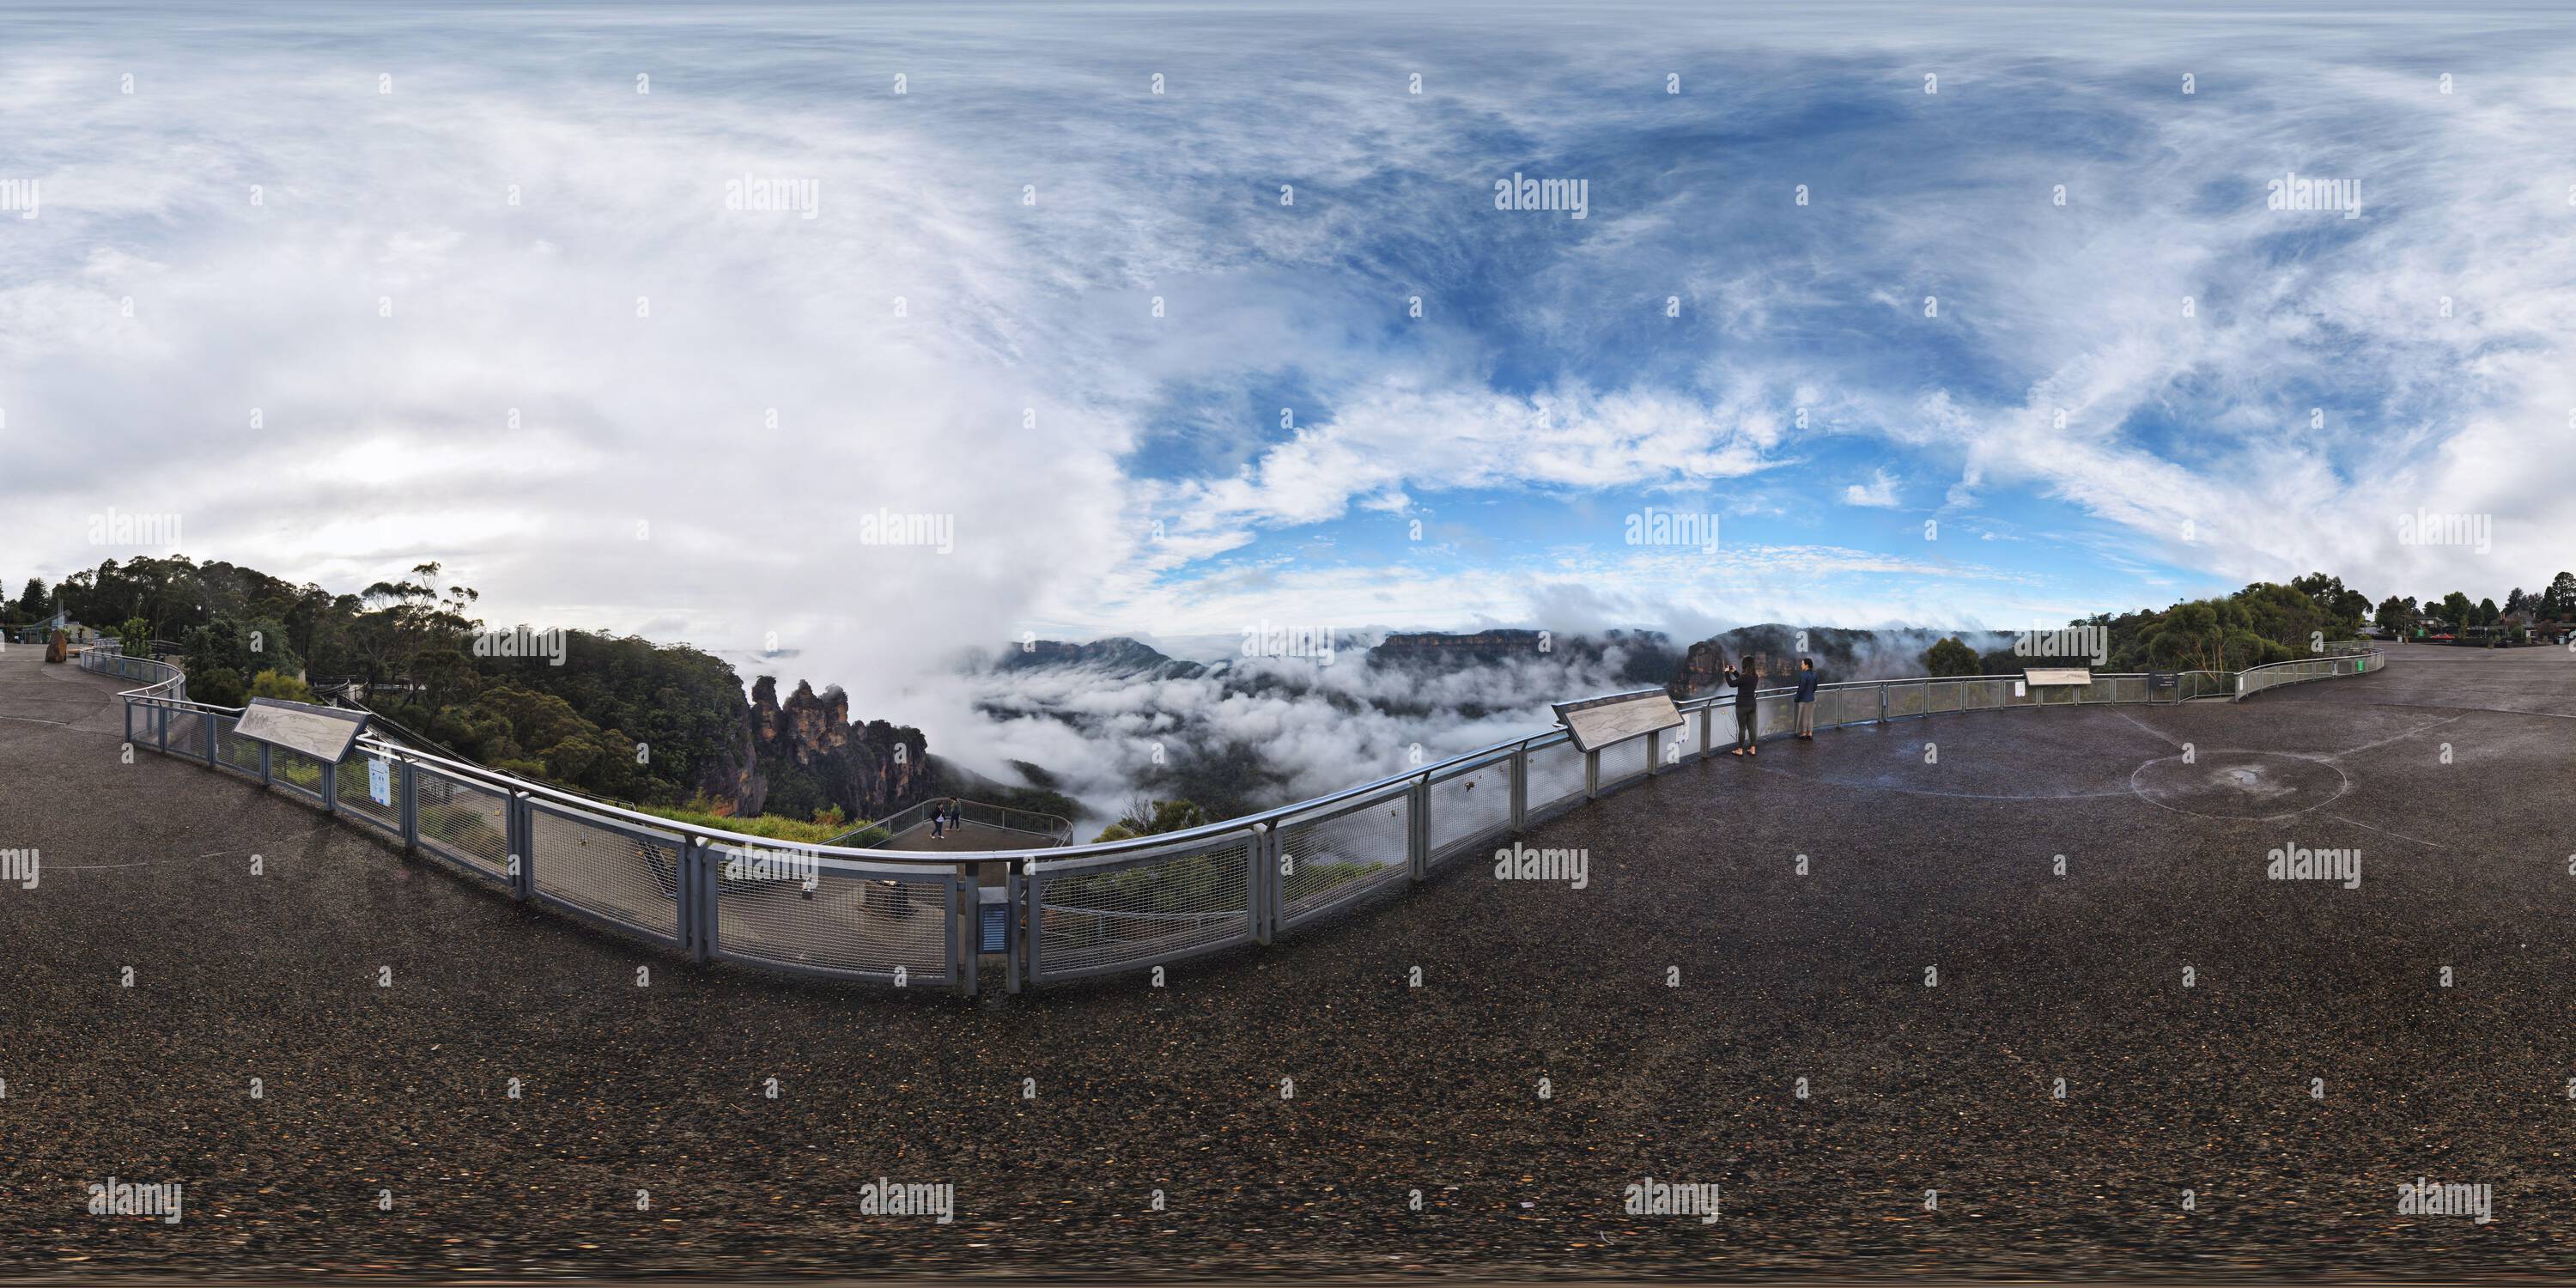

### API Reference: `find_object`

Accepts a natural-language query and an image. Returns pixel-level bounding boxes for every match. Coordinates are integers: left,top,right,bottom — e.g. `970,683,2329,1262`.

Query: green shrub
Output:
246,669,316,702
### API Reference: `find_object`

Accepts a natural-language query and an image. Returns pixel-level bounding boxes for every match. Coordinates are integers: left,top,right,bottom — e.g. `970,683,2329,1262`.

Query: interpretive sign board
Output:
1552,688,1685,753
2024,667,2093,687
232,697,371,765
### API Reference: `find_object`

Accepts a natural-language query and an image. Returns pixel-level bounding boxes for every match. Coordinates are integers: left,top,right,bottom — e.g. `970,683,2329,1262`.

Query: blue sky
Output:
3,1,2573,706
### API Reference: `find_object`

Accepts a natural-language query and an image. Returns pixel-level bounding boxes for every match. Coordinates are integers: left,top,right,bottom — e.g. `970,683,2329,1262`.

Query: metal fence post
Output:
1254,823,1277,945
681,836,708,963
203,714,217,765
258,742,272,787
1584,747,1601,800
398,761,419,851
1005,865,1025,993
155,706,169,754
956,871,977,997
1509,745,1528,835
320,750,338,816
508,792,532,899
1408,776,1430,881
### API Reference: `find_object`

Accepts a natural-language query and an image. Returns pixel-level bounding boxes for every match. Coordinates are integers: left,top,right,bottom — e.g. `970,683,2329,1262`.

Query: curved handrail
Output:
85,650,2383,878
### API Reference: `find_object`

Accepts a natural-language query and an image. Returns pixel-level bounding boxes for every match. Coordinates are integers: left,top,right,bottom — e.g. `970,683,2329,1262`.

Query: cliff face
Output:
997,637,1206,679
1372,629,1551,660
746,676,930,820
686,699,766,816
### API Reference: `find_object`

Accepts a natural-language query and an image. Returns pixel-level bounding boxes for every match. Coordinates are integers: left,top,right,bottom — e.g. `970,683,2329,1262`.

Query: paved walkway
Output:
3,642,2573,1278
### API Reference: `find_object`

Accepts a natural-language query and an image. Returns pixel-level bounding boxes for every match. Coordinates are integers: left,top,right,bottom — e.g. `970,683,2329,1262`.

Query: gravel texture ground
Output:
3,641,2573,1281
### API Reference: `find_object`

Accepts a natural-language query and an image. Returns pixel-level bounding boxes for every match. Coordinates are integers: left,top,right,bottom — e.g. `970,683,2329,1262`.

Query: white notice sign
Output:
368,756,392,806
230,697,371,765
1552,688,1686,753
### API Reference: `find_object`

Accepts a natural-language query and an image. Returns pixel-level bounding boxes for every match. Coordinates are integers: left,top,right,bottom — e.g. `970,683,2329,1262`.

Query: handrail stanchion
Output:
508,791,532,900
1260,822,1281,945
683,836,709,964
1005,862,1026,993
1509,742,1528,835
320,746,338,816
1584,746,1601,800
957,868,976,997
1408,775,1429,881
398,761,420,852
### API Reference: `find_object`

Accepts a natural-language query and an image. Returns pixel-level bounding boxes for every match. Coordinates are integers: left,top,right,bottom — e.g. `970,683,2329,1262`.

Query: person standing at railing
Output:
1722,654,1759,756
1794,657,1820,740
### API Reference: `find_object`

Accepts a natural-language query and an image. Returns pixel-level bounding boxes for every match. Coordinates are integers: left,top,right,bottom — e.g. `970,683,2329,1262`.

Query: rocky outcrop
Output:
747,676,930,820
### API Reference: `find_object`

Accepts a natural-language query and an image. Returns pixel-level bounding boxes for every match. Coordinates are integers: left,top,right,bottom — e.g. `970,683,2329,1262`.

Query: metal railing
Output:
81,643,2383,995
2235,640,2380,699
828,797,1075,849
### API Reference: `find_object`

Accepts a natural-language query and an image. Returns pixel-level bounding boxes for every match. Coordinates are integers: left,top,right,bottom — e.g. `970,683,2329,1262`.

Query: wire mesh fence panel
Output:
269,747,327,805
1926,681,1963,714
2082,677,2122,703
1428,756,1513,865
528,801,683,945
415,768,514,884
164,708,206,762
1807,688,1852,728
333,752,404,837
1654,722,1693,769
1599,734,1649,789
1756,692,1795,738
1276,788,1413,931
1524,738,1585,816
1887,682,1929,719
711,847,957,984
211,714,264,778
1030,829,1257,980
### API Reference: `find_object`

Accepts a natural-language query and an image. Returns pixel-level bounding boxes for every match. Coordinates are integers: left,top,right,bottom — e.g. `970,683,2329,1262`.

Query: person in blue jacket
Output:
1794,657,1820,739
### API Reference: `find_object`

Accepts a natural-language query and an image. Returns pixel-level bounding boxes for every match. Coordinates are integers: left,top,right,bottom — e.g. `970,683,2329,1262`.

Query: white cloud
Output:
1843,469,1901,508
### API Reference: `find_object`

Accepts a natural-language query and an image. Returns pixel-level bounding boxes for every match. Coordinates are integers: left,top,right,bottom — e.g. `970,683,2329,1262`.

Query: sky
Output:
4,0,2574,732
